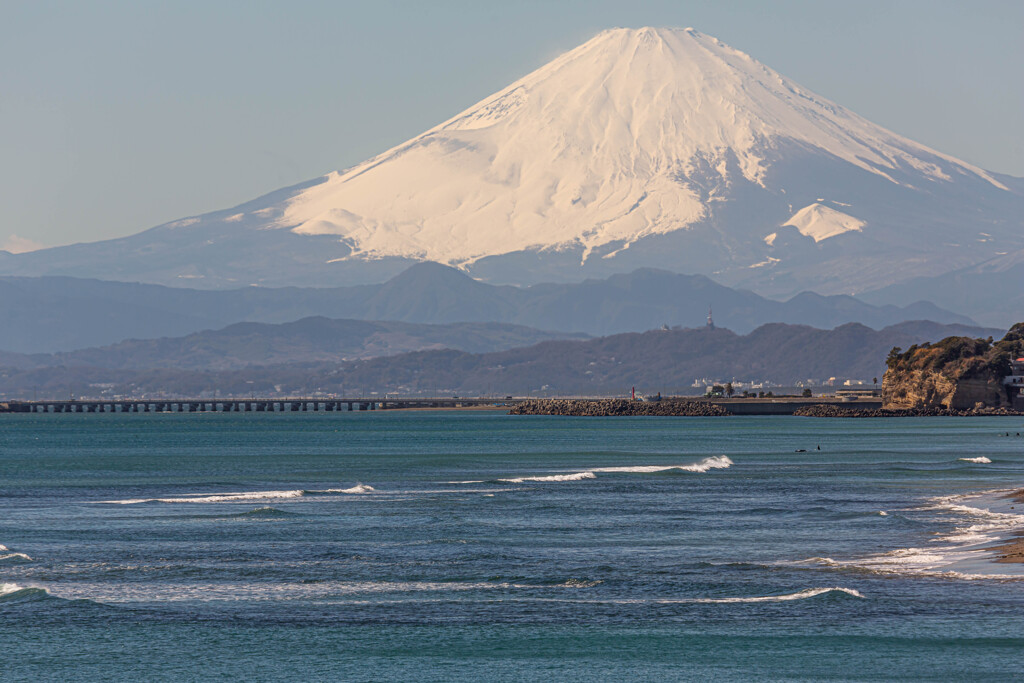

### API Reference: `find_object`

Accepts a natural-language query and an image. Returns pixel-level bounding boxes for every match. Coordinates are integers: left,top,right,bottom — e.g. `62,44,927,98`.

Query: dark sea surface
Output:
3,411,1024,681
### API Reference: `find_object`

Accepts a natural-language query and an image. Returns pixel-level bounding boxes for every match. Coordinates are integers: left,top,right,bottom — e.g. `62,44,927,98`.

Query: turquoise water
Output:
2,412,1024,681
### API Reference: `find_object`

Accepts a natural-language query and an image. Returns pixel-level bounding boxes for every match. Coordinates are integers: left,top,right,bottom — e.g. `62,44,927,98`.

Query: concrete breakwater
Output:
793,404,1024,418
509,399,731,416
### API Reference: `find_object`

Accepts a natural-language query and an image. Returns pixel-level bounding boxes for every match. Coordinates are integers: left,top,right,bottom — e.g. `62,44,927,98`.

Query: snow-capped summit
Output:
282,27,1007,268
2,27,1021,299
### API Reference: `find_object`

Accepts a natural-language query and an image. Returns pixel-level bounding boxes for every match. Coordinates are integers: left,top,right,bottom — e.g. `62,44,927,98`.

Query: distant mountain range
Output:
0,320,1001,399
0,263,975,354
0,317,586,371
860,251,1024,329
324,321,1003,396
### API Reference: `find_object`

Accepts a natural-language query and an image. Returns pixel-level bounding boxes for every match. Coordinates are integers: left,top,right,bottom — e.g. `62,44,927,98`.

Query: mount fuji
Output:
3,27,1021,306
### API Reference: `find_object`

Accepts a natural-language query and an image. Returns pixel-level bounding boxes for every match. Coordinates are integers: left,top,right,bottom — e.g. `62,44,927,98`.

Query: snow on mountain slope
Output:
1,26,1020,302
278,27,1007,267
781,203,866,243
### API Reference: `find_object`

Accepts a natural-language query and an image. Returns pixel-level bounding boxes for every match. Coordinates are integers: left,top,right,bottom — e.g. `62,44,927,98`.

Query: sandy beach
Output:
991,490,1024,563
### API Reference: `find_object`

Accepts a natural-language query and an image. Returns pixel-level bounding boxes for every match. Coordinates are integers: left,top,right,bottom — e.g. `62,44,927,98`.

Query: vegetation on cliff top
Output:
886,323,1024,380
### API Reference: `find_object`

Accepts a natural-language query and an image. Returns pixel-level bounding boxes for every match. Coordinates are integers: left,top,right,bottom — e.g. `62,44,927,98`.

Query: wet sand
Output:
991,490,1024,563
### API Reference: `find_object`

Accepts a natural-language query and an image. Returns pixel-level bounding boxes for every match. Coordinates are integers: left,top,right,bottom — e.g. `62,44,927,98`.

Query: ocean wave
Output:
556,578,602,588
925,496,1024,545
803,490,1024,578
5,579,865,606
0,552,32,563
98,485,377,504
38,579,601,603
802,554,1024,581
673,587,864,603
495,456,733,483
592,456,734,474
99,489,306,504
959,457,992,464
225,506,302,518
500,472,597,483
0,583,49,603
321,484,375,494
0,543,32,563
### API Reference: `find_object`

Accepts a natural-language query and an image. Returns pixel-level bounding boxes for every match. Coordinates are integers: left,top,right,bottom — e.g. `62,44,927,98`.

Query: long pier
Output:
0,397,522,414
0,396,882,415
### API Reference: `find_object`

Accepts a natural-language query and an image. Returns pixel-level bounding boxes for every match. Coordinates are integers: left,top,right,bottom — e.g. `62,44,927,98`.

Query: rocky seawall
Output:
508,399,730,417
793,404,1024,418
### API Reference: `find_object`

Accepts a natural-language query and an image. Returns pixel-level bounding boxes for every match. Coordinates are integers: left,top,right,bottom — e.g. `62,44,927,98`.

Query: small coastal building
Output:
1004,357,1024,409
835,389,880,400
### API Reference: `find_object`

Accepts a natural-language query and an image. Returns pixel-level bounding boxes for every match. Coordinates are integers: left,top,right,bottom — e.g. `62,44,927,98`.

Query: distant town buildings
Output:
690,376,874,396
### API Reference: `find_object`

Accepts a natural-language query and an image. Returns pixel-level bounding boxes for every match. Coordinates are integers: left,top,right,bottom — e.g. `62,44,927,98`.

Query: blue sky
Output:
2,0,1021,252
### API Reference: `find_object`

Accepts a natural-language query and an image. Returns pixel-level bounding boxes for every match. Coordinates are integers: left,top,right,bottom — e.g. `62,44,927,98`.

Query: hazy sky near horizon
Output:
2,0,1022,253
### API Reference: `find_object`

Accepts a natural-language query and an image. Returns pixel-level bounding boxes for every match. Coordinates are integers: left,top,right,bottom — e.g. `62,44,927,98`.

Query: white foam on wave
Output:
959,457,992,464
925,494,1024,545
97,484,382,504
803,489,1024,579
322,484,375,494
495,455,733,483
803,552,1024,581
500,471,597,483
593,455,734,474
0,552,32,561
1,582,24,596
99,489,307,504
0,543,32,561
660,587,864,603
39,578,604,603
21,578,865,606
0,582,48,601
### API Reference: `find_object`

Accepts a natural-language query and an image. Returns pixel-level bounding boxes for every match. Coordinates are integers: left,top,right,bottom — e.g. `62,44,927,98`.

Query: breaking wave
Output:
0,583,49,603
925,494,1024,545
322,484,376,494
669,587,864,603
500,472,597,483
98,485,377,504
494,456,733,483
959,457,992,464
593,456,733,474
0,543,31,563
802,490,1024,579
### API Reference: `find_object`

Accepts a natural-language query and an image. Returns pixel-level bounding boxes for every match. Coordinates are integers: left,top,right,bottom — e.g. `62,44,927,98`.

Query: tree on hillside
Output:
725,382,734,397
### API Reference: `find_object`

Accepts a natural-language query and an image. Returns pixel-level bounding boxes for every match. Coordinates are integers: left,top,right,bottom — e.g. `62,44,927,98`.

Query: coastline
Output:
805,487,1024,578
508,398,1024,417
991,490,1024,563
793,405,1024,418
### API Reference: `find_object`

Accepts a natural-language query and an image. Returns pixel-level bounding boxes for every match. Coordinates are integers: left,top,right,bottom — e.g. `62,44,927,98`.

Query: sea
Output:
2,411,1024,681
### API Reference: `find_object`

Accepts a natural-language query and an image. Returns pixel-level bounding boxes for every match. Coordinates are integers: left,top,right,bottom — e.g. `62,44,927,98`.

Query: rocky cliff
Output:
882,323,1024,410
